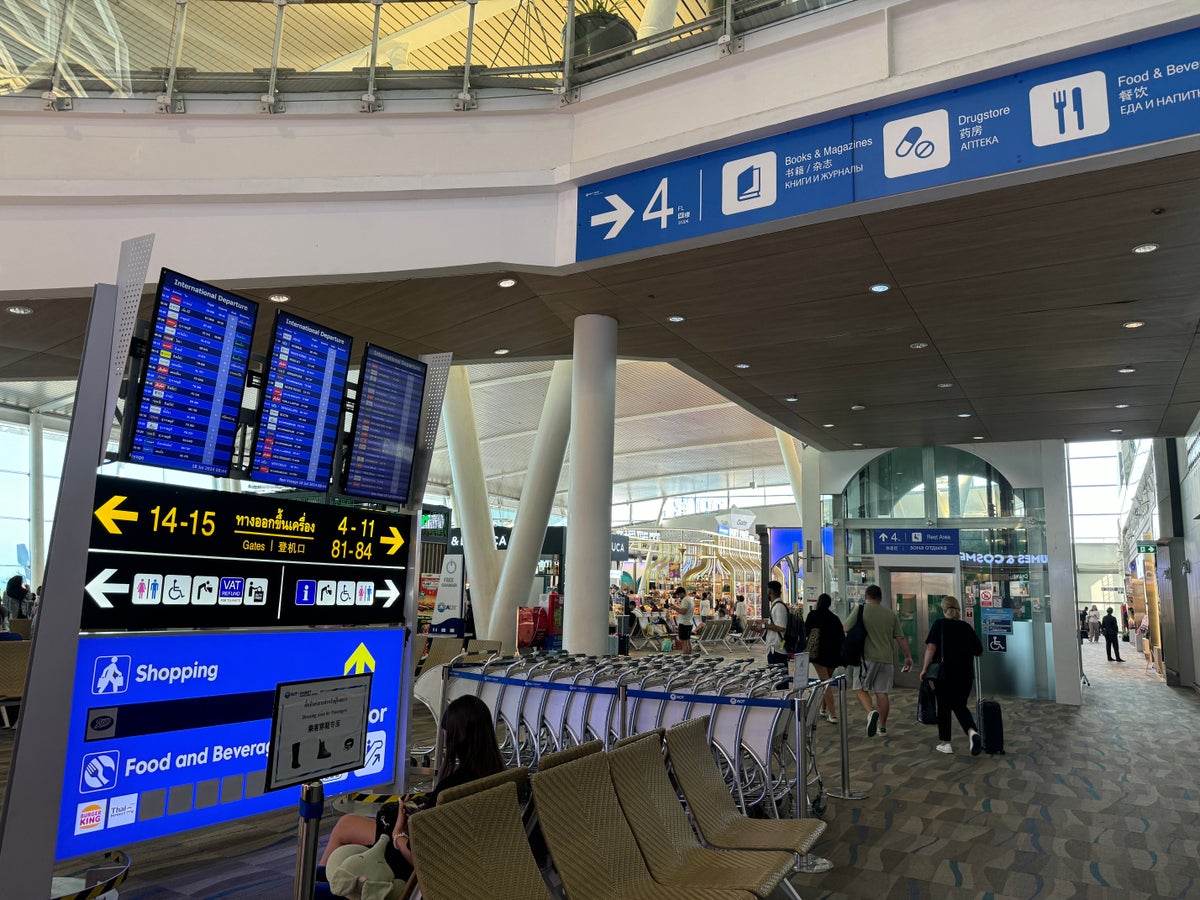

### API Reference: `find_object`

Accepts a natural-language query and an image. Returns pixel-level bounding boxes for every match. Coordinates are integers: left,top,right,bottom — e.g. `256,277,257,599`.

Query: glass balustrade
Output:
0,0,853,107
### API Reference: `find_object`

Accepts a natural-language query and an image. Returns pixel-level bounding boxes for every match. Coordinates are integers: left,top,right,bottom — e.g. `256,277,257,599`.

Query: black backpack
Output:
842,605,869,666
773,601,807,654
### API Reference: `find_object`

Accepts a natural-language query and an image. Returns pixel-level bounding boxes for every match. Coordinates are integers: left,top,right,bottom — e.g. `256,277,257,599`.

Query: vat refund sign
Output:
58,628,405,860
576,26,1200,260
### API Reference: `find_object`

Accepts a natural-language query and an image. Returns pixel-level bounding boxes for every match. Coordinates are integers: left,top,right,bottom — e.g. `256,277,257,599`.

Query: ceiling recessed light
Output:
1114,403,1130,409
957,413,972,418
6,305,32,315
852,442,864,447
497,277,517,288
785,395,798,403
268,293,290,303
1131,243,1159,254
850,404,866,411
869,283,890,293
734,363,750,369
909,341,929,350
972,435,984,441
493,348,510,356
1110,428,1124,434
822,423,835,428
1118,366,1136,374
937,382,954,389
667,315,685,323
1122,321,1145,329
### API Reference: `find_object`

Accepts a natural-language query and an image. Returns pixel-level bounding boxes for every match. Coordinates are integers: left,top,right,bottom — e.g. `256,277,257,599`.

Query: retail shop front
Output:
831,447,1057,701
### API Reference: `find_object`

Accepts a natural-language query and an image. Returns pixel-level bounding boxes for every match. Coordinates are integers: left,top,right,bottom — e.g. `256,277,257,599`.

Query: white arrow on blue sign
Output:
590,194,634,240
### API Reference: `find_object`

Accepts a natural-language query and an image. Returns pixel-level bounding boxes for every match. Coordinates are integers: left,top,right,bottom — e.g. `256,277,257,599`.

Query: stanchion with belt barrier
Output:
826,673,868,800
293,781,324,900
792,689,809,820
51,850,132,900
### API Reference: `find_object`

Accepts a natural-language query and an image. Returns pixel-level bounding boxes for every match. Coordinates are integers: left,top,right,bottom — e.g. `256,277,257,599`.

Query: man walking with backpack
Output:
844,584,913,737
764,580,792,668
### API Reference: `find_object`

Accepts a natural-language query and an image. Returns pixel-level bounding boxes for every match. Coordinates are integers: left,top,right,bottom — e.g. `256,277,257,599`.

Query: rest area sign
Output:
58,628,405,860
576,26,1200,261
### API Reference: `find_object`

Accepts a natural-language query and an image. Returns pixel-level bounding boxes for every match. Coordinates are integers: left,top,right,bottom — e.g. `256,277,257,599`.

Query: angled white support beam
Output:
490,360,572,650
443,366,501,637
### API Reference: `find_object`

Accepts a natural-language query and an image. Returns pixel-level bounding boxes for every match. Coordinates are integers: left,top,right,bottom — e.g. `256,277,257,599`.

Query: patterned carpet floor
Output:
4,638,1199,899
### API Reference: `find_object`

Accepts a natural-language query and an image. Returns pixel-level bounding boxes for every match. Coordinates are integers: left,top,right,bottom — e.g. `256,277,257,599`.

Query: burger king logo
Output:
75,799,108,835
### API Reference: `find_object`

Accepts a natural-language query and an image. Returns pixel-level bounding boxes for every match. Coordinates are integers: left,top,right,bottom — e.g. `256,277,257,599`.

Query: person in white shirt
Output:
764,580,790,667
698,592,711,623
673,586,694,654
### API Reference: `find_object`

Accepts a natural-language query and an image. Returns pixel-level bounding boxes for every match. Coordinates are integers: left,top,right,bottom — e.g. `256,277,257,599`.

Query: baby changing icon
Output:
92,655,131,695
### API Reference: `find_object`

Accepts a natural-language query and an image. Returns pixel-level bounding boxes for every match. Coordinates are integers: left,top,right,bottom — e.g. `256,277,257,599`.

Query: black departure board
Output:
343,345,427,506
128,269,258,476
251,312,352,491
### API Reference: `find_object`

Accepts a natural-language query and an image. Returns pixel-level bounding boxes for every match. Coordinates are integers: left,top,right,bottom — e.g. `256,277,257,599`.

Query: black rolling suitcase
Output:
975,658,1005,755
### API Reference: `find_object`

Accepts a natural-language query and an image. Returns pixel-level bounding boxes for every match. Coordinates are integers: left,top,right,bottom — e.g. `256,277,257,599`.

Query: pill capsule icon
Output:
893,125,936,160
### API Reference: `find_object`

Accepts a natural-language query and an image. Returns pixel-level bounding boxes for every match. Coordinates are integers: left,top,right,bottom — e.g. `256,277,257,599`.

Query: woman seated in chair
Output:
318,694,505,884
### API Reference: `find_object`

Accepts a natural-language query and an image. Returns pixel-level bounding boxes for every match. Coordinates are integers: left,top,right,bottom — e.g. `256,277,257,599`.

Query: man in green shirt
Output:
844,584,913,737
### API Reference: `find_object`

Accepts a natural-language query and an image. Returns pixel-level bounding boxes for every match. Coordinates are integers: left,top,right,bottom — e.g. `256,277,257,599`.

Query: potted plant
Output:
569,0,638,59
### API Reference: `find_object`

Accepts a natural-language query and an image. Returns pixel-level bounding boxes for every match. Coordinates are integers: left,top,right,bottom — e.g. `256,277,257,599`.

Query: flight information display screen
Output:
343,345,427,506
128,269,258,476
250,312,352,491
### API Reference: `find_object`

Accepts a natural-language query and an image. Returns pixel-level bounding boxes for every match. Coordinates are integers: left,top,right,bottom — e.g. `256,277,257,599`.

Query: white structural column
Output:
443,367,501,637
1042,439,1082,705
29,411,46,589
776,429,804,524
564,315,618,656
490,360,573,650
801,443,824,601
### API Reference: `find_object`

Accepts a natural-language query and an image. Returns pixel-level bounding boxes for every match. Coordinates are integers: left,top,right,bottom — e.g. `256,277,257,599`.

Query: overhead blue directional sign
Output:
577,26,1200,261
873,529,960,555
58,628,405,860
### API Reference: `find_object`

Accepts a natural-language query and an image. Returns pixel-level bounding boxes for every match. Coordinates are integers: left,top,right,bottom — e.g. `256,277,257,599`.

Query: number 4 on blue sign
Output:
590,178,674,241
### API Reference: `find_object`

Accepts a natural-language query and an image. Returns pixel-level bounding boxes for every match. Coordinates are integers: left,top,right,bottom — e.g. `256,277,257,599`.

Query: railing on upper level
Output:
0,0,853,112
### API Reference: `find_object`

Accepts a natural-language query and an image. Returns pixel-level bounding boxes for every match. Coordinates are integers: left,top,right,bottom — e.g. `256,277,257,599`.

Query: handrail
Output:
0,0,858,111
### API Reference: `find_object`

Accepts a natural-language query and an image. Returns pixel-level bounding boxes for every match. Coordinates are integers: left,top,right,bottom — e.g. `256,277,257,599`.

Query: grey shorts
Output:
854,661,894,693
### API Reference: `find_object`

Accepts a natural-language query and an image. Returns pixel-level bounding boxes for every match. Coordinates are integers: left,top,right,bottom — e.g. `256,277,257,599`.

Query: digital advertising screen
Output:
128,269,258,476
250,312,352,491
343,345,427,507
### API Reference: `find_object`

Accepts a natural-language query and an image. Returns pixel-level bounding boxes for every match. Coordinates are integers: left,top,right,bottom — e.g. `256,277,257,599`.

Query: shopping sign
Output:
58,628,405,860
577,26,1200,260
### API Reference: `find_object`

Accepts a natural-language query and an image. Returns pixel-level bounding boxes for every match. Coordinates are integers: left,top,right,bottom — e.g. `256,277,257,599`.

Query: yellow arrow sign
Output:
380,526,405,556
94,495,139,535
344,642,376,675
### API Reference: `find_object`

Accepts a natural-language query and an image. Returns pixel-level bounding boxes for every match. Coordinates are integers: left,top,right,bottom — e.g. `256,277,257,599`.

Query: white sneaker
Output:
935,742,953,754
796,855,834,874
827,716,838,725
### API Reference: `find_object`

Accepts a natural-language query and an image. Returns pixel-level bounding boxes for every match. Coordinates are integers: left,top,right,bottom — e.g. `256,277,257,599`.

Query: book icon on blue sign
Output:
721,151,777,216
736,165,762,202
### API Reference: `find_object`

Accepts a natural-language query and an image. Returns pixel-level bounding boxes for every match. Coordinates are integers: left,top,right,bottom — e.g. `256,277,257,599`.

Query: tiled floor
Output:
6,637,1199,899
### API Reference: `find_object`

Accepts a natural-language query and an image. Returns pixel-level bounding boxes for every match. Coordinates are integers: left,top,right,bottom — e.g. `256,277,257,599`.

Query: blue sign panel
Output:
58,628,405,860
768,527,836,569
577,27,1200,261
981,606,1015,636
986,633,1008,653
873,529,960,555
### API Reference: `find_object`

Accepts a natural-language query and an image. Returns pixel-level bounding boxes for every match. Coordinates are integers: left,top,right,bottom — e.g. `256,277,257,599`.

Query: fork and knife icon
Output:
1053,86,1085,134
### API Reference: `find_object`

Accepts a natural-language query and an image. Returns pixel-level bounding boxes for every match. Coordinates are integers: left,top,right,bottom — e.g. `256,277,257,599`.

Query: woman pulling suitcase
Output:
918,596,984,756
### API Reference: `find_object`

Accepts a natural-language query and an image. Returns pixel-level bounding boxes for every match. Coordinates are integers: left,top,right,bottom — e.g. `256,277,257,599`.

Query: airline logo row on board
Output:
576,27,1200,260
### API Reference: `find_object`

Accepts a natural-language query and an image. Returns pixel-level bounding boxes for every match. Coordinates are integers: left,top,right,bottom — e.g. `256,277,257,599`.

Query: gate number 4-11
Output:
591,178,674,240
